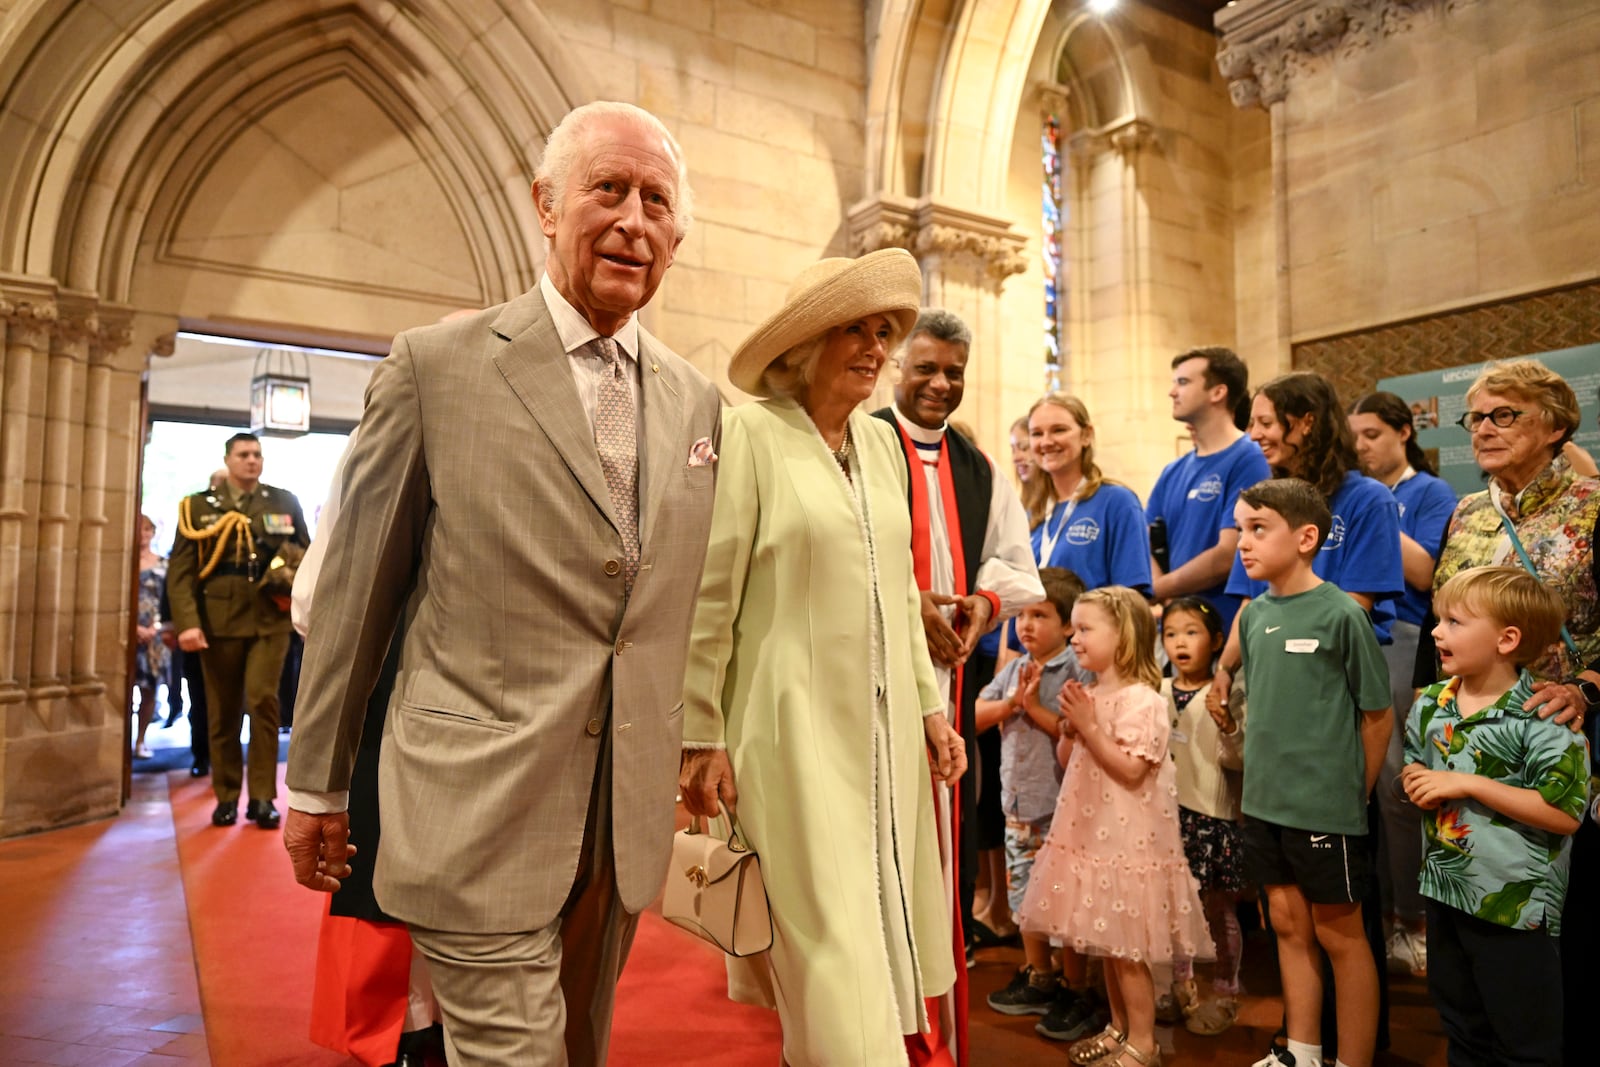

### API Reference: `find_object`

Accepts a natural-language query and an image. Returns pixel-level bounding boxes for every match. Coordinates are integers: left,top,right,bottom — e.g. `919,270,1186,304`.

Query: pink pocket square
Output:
687,437,717,467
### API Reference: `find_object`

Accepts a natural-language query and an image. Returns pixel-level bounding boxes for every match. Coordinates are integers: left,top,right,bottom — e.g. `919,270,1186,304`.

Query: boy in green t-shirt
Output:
1402,565,1588,1067
1231,479,1392,1067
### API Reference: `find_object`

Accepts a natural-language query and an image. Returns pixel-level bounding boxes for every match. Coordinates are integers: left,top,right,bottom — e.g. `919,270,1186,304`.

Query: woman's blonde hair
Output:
759,316,912,404
758,334,828,401
1021,393,1111,528
1076,586,1162,691
1466,359,1581,448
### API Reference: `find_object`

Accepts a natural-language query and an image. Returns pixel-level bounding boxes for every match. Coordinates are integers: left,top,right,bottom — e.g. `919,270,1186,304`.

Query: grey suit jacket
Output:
286,287,721,933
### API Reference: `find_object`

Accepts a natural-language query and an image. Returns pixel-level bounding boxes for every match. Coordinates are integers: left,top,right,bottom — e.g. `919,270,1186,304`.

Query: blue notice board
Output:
1378,344,1600,497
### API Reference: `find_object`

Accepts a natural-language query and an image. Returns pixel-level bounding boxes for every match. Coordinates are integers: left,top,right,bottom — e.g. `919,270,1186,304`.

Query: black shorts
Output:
1242,815,1371,905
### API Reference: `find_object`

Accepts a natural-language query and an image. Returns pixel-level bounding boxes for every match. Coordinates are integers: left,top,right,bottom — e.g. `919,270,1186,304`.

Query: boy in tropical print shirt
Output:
1402,565,1589,1067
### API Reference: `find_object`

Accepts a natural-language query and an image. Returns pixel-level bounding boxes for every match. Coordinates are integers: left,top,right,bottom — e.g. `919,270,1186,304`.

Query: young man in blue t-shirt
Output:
1148,347,1269,635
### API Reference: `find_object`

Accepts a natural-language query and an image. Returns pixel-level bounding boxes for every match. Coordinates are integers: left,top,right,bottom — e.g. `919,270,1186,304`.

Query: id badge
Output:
262,513,296,536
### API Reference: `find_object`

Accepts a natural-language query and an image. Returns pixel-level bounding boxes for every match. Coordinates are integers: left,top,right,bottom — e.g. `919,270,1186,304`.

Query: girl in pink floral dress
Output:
1018,586,1214,1067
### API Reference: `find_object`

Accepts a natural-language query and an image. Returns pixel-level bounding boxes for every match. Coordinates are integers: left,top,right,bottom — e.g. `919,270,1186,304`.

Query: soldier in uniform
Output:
166,432,310,829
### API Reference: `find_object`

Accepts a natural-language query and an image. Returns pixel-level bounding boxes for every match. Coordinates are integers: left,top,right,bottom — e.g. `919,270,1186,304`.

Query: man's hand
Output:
954,593,994,659
177,627,209,653
924,714,968,784
679,748,737,819
919,591,965,668
136,624,156,643
284,809,356,893
1524,679,1589,731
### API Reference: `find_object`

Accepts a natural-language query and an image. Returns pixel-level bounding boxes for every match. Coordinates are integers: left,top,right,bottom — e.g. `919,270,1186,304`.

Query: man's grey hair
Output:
534,101,695,239
901,308,972,357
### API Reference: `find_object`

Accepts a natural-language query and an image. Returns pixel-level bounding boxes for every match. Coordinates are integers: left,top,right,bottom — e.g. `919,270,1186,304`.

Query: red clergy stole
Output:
896,421,969,598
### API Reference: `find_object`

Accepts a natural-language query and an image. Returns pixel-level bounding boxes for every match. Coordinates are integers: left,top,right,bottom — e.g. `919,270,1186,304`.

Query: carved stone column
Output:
0,277,138,838
31,293,95,699
71,309,133,696
0,284,57,705
847,195,1027,457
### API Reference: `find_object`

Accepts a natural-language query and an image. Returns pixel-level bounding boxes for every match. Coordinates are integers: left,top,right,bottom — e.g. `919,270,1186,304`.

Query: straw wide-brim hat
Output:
727,248,923,397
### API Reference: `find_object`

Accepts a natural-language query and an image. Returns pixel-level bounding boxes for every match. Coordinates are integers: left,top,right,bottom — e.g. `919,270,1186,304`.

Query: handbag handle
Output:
686,800,749,854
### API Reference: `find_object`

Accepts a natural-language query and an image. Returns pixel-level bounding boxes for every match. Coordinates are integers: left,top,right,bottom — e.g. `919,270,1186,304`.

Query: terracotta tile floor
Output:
3,743,1448,1066
0,772,210,1066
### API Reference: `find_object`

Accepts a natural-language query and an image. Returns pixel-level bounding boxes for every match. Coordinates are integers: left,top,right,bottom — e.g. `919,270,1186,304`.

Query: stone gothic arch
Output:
0,0,593,836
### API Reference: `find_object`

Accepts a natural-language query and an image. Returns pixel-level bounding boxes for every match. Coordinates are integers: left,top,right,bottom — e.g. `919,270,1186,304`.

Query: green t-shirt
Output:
1404,672,1589,934
1239,580,1392,835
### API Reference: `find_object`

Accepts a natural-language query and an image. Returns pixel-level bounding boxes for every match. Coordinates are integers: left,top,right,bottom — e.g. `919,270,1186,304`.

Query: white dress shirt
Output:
891,408,1044,706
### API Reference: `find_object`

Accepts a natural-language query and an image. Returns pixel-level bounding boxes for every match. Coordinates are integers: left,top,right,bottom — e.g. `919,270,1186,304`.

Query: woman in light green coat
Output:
680,249,967,1066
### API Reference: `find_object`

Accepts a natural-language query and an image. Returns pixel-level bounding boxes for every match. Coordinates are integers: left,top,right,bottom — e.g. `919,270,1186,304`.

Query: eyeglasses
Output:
1455,407,1525,432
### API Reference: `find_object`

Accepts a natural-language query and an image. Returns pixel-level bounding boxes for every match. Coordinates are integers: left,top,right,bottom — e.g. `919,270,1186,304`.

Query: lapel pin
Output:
651,363,660,373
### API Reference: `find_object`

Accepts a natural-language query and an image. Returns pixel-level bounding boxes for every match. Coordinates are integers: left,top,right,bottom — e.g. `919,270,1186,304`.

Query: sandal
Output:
1068,1025,1126,1066
1184,995,1239,1036
1113,1043,1162,1067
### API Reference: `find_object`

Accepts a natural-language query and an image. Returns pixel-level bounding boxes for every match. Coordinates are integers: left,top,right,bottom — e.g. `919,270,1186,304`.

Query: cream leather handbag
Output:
661,805,772,957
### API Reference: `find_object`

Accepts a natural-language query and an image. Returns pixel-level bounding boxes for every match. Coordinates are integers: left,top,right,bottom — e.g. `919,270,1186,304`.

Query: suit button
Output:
603,559,621,577
615,640,631,655
586,718,603,736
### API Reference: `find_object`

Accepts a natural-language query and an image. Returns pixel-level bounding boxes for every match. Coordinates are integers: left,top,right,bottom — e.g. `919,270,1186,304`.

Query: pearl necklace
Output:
831,425,852,473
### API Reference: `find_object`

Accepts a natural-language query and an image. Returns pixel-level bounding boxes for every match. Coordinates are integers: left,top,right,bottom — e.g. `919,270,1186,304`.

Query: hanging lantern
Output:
249,347,312,437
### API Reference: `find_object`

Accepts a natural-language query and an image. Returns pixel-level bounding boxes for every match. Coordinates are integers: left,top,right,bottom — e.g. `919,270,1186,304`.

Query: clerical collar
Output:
891,406,946,446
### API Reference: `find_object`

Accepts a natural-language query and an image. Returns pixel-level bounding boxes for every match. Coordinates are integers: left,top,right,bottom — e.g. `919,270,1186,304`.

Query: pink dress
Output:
1018,683,1215,965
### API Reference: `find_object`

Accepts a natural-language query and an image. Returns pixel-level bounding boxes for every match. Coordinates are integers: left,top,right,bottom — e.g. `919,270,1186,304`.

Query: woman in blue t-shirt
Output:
1349,390,1459,980
1020,392,1151,595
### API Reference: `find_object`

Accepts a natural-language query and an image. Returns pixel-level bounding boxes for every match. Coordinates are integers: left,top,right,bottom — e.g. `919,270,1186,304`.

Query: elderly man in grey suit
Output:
283,101,721,1066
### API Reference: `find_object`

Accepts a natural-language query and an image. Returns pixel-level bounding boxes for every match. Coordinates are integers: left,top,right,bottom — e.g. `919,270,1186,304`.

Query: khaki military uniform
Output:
166,481,310,805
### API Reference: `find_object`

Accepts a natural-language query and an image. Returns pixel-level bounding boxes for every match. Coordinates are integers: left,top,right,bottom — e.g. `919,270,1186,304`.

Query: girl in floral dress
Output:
1018,586,1214,1067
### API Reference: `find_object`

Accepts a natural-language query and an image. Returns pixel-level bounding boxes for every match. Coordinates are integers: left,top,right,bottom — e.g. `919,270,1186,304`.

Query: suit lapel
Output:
490,292,620,533
638,333,683,548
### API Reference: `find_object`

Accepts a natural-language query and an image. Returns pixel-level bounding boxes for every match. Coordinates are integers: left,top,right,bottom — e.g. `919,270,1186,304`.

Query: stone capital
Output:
53,290,102,359
1216,0,1475,110
1034,81,1072,122
847,196,1028,286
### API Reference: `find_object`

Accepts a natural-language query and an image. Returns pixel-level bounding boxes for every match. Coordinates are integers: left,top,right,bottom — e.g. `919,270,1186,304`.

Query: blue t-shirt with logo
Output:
1227,469,1404,643
1032,483,1152,595
1146,434,1271,634
1391,471,1458,627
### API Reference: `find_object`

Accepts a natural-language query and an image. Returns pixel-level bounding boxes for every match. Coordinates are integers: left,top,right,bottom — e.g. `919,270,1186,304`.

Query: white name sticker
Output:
1285,639,1319,654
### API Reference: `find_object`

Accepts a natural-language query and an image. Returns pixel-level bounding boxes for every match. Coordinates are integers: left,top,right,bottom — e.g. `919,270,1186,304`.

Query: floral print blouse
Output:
1433,456,1600,682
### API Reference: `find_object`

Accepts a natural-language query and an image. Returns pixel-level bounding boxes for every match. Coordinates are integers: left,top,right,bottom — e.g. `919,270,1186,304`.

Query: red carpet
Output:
169,765,783,1066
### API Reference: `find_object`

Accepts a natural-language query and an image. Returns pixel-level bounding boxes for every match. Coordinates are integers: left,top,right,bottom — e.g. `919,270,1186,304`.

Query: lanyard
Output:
1036,496,1078,567
1494,509,1581,661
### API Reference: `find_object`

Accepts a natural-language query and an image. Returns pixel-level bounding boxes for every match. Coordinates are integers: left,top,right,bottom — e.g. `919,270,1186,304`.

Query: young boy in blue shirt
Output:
978,568,1096,1040
1230,478,1392,1067
1402,565,1588,1067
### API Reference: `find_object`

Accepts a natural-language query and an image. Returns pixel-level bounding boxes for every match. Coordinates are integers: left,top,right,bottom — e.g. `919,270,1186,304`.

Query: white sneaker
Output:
1250,1047,1295,1066
1387,926,1427,977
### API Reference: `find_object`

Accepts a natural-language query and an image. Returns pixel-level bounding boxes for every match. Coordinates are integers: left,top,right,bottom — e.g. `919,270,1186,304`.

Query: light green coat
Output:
683,398,955,1066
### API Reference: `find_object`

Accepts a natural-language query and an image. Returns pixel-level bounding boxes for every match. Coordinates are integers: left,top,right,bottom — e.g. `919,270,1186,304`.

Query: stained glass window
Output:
1042,113,1065,391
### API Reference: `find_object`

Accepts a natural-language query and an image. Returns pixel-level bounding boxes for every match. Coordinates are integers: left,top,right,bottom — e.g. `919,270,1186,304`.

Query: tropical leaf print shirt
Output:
1404,673,1590,934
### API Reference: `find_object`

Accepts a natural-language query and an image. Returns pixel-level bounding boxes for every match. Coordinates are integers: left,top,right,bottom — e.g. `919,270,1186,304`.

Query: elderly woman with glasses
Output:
679,249,966,1067
1423,358,1599,1065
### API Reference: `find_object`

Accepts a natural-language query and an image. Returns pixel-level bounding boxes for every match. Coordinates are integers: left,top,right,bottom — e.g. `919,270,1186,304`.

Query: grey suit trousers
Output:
409,720,638,1067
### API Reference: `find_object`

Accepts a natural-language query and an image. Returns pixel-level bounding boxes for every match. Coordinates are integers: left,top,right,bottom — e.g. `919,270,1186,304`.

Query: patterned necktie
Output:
591,336,640,590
